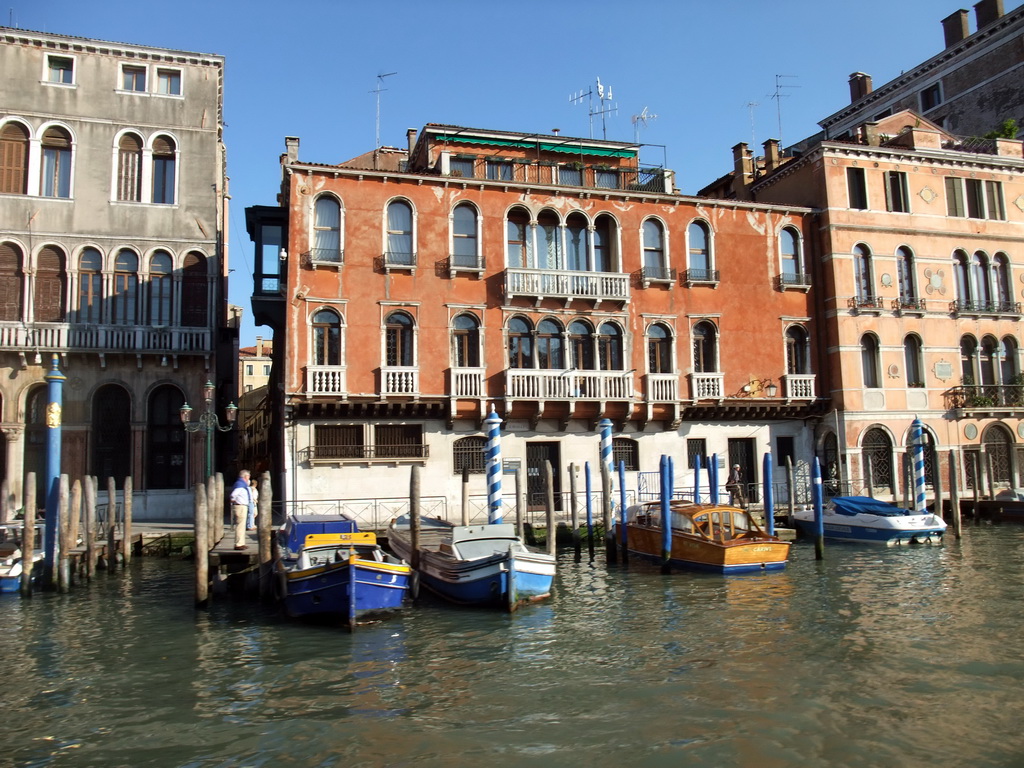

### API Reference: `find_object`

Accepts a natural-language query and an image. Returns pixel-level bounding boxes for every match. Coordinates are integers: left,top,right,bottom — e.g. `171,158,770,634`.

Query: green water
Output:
4,526,1024,767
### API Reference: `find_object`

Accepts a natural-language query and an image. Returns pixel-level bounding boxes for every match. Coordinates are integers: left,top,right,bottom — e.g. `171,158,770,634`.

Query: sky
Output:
12,0,1022,347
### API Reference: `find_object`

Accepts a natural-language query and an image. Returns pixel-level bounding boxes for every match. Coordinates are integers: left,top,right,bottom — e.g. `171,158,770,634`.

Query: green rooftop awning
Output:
433,133,636,158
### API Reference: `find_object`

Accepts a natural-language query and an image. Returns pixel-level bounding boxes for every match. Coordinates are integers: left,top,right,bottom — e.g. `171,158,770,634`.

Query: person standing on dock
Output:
230,470,251,550
726,464,746,508
246,478,258,531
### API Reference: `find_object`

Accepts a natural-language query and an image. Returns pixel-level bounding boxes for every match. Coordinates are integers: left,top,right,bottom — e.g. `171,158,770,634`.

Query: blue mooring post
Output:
693,454,701,503
585,461,594,559
617,460,628,560
485,408,502,524
763,452,775,536
598,418,615,564
911,418,927,515
660,455,671,573
812,457,825,560
709,453,719,505
44,355,66,584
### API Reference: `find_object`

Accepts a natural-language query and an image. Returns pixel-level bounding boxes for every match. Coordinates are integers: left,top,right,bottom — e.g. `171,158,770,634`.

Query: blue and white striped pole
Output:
911,418,927,515
813,456,825,560
660,455,671,572
709,453,719,505
598,418,613,477
763,451,775,536
618,460,628,553
485,408,503,524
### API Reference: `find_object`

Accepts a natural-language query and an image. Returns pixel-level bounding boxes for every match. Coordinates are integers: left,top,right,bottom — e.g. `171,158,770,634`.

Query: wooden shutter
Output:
41,127,70,148
152,135,175,156
0,243,23,322
117,133,142,201
0,123,29,194
34,246,66,323
180,252,208,327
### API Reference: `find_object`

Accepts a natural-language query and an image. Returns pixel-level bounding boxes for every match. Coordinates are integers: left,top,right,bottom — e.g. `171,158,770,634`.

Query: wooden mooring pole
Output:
949,450,962,540
460,467,470,526
106,477,117,570
84,476,96,580
409,465,421,599
569,462,581,560
69,479,82,576
514,465,525,541
121,476,133,566
194,482,209,607
601,454,616,564
544,460,556,558
214,472,225,545
57,475,70,593
258,471,273,600
20,473,36,597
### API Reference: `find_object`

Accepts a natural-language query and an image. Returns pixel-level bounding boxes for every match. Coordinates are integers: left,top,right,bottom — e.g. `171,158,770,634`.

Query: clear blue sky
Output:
14,0,1021,346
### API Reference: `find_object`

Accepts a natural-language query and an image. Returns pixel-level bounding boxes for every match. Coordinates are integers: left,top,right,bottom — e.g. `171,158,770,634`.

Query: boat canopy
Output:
829,497,910,517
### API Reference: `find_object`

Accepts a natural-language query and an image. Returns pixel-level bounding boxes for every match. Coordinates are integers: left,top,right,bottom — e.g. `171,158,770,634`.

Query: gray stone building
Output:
0,27,234,519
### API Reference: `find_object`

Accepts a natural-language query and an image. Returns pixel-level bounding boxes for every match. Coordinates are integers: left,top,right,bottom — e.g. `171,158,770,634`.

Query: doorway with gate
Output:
527,441,561,511
728,438,757,505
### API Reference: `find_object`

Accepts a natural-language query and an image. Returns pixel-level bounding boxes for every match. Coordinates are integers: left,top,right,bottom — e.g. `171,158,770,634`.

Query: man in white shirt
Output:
229,470,251,550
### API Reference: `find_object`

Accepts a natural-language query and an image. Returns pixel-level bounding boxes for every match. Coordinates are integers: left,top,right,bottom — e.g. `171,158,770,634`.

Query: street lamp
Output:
180,379,238,480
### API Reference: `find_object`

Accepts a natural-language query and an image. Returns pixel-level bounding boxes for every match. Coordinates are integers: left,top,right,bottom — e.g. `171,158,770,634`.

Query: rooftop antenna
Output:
371,71,397,149
746,101,759,148
767,75,799,145
632,106,657,144
570,77,618,140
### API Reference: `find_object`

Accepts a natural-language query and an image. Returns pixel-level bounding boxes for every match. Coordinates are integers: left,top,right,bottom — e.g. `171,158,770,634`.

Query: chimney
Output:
763,139,781,173
942,9,970,47
407,128,417,159
848,72,873,103
284,136,299,163
256,336,264,356
731,143,754,199
974,0,1004,29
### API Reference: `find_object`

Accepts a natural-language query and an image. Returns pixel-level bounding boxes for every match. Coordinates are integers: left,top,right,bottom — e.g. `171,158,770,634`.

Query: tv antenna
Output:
632,106,657,143
570,76,618,139
370,71,397,149
746,101,759,148
767,74,799,145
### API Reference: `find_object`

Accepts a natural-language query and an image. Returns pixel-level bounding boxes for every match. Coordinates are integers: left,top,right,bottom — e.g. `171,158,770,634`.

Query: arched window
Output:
1000,336,1019,385
688,221,711,276
862,427,894,494
151,135,176,204
113,249,139,324
612,437,639,471
180,252,208,327
904,334,924,388
961,335,979,385
972,251,991,309
0,122,29,195
536,318,564,370
386,200,413,265
116,133,143,202
34,246,66,323
385,311,414,367
452,313,480,368
897,246,916,304
954,249,971,307
312,309,342,366
993,252,1011,310
982,424,1014,485
453,436,486,474
537,209,561,270
692,321,717,373
41,126,72,198
149,251,173,325
566,213,589,272
506,207,531,269
861,333,880,388
452,204,478,269
598,322,623,370
642,219,667,279
786,326,810,375
854,244,873,303
147,385,185,490
569,320,595,370
780,226,802,280
25,386,48,502
508,316,533,369
980,335,998,386
78,247,102,323
823,432,840,496
0,242,24,322
647,323,672,374
92,384,132,481
313,196,342,263
593,214,616,272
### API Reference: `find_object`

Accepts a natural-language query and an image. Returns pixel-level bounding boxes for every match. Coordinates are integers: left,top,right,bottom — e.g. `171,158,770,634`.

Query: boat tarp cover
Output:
830,497,910,517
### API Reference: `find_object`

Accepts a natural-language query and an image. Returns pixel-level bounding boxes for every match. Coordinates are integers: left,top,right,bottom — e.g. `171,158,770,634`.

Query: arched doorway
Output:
24,386,47,507
92,384,132,483
981,424,1015,489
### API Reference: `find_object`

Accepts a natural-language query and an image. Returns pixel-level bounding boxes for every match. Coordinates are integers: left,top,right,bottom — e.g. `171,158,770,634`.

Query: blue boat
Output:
275,514,411,627
0,523,44,593
387,516,555,610
792,496,946,545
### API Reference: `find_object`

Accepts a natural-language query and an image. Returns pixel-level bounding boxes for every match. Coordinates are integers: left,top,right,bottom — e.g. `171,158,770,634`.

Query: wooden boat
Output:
792,496,946,544
0,523,45,593
387,516,555,610
621,501,790,573
275,514,411,627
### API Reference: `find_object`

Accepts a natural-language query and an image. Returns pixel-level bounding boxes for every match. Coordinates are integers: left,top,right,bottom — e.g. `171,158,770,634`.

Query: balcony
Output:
639,265,676,288
944,384,1024,413
644,373,678,402
450,367,486,397
689,372,724,400
381,366,419,395
782,374,816,399
506,369,633,400
305,247,344,269
505,268,630,305
893,297,927,315
950,299,1022,317
382,251,417,272
847,295,884,314
682,268,720,287
0,321,211,353
777,272,811,291
306,365,347,395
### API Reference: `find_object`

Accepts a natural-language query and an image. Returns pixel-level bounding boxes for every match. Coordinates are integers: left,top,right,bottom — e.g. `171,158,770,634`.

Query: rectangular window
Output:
156,69,181,95
595,169,619,189
153,157,175,204
946,177,965,217
42,147,71,198
486,160,513,181
776,436,795,468
47,55,74,84
314,424,363,459
246,364,253,375
961,179,1005,220
122,66,146,92
884,171,909,213
450,157,475,178
375,424,424,459
846,167,867,209
257,224,282,293
559,166,583,186
687,438,707,469
984,180,1005,220
263,364,270,375
920,83,942,112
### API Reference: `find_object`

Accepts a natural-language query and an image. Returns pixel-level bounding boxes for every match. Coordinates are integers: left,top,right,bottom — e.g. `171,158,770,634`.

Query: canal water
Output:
4,527,1024,768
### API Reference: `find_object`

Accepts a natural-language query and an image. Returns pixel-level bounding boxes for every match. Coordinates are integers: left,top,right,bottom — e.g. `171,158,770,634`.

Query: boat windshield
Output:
453,537,519,560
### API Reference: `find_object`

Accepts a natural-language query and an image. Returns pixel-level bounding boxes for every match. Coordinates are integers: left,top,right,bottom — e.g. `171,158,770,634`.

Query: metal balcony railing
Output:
777,272,811,288
848,295,884,310
893,297,926,312
943,384,1024,410
950,299,1022,315
640,265,676,283
683,268,720,284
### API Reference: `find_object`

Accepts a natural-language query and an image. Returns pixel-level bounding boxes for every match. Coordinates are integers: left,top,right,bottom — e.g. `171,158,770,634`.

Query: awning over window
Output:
433,133,636,159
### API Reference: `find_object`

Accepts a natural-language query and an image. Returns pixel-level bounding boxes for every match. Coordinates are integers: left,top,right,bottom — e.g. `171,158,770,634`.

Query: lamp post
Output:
180,379,237,481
